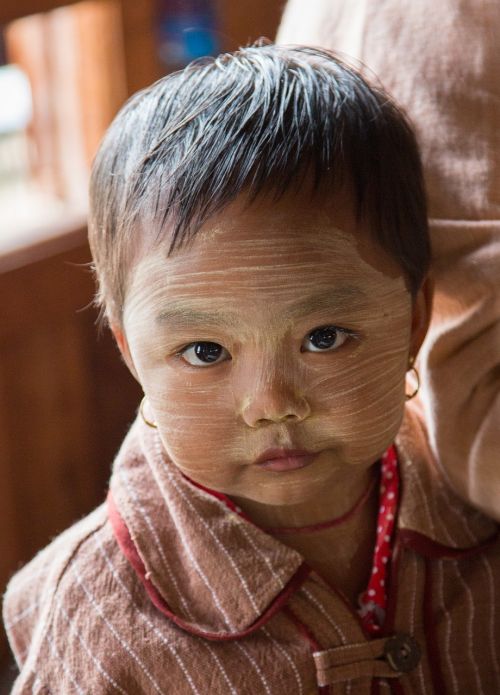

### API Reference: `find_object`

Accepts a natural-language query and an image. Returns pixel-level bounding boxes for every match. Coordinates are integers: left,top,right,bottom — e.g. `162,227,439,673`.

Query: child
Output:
3,42,499,694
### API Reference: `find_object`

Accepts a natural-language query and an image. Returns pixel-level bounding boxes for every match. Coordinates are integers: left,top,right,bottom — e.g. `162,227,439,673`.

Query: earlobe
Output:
409,273,434,359
110,324,140,382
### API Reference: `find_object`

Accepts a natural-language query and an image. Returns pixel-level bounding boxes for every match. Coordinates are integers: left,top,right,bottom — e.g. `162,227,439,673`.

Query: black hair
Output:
88,40,430,325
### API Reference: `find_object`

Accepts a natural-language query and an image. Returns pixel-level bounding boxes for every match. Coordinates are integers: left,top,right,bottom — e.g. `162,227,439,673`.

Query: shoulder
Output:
2,503,145,692
3,504,108,661
2,501,204,694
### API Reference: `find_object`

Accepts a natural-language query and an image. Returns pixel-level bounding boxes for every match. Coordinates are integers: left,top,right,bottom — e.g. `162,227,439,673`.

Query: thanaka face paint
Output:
119,188,428,528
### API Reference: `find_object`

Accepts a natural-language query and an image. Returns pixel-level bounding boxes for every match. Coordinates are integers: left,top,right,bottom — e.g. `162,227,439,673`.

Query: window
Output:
0,1,130,264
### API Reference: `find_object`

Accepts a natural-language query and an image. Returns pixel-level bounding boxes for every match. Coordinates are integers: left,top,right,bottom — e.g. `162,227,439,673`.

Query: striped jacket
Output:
3,408,500,694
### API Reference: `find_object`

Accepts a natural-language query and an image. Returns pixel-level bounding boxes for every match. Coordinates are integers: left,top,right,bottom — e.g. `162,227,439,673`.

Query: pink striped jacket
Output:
3,408,500,694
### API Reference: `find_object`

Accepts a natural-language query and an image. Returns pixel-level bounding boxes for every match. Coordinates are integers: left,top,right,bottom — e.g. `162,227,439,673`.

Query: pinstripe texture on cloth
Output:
3,408,499,693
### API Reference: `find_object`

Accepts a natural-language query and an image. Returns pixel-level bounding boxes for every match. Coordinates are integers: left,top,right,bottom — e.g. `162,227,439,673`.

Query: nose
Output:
238,360,311,428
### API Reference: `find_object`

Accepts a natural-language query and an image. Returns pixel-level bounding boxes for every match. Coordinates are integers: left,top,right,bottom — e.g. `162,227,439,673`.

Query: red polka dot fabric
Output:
357,445,399,635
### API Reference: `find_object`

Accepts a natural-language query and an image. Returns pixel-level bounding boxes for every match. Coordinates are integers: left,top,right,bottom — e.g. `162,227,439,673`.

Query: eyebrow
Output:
156,287,367,329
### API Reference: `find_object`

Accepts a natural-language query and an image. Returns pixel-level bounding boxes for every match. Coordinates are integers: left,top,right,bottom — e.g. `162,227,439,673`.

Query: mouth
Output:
254,448,319,472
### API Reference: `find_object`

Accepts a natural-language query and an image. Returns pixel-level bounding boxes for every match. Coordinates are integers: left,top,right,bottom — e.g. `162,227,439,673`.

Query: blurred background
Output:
0,0,284,690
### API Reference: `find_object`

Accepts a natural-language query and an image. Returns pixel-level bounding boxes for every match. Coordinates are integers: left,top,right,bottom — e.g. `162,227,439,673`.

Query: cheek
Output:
146,375,235,470
308,327,409,458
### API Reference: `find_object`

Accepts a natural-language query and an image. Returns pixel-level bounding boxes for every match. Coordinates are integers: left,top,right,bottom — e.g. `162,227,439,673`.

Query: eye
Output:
177,326,354,367
302,325,352,352
177,342,229,367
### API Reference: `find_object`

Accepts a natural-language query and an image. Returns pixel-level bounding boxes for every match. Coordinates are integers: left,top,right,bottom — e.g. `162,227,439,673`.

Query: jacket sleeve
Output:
2,544,55,672
2,504,109,692
276,0,500,520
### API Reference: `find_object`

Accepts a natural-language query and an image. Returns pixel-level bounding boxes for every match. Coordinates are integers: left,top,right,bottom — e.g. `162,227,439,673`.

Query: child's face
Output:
115,187,429,509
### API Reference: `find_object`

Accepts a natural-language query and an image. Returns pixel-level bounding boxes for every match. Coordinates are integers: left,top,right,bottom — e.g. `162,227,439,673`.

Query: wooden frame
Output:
0,0,159,674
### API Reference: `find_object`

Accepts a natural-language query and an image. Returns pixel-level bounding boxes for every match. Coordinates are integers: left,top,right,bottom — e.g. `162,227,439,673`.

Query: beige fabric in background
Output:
277,0,500,520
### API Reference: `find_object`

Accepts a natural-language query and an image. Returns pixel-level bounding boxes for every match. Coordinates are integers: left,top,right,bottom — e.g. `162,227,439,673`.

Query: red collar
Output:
358,445,399,634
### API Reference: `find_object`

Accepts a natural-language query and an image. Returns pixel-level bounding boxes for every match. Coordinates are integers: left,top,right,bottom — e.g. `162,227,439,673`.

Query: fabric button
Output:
383,633,421,673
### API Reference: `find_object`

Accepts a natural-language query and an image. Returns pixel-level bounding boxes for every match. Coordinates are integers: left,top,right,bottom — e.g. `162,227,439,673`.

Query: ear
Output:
110,323,141,383
409,273,434,360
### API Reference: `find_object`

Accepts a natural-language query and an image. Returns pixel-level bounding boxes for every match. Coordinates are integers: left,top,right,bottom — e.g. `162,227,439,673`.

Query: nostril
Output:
237,383,311,428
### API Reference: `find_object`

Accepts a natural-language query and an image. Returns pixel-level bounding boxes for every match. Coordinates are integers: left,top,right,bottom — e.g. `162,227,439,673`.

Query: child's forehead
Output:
130,188,402,288
123,226,409,343
126,197,406,320
120,196,411,344
153,188,362,258
142,214,359,279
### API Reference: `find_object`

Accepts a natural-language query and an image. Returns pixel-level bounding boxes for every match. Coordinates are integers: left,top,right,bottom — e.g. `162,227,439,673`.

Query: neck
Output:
234,461,381,605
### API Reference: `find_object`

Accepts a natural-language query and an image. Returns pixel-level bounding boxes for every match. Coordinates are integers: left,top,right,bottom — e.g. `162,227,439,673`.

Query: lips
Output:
254,448,318,472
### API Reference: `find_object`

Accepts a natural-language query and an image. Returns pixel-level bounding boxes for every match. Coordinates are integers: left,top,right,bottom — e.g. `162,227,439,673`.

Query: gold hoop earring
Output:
405,357,420,401
140,396,157,428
